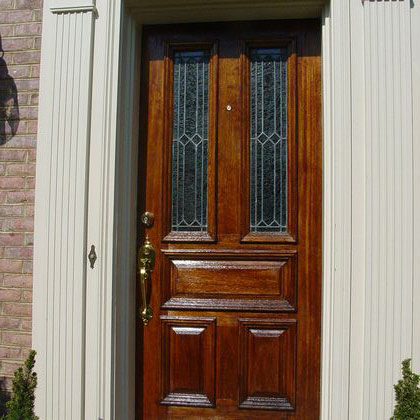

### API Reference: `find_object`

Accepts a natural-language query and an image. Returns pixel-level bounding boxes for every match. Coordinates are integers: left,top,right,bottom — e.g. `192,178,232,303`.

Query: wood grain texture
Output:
160,316,216,408
137,20,322,419
161,250,297,311
239,318,297,411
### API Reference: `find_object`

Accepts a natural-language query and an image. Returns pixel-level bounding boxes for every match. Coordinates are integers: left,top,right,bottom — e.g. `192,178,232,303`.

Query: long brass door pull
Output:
138,234,155,325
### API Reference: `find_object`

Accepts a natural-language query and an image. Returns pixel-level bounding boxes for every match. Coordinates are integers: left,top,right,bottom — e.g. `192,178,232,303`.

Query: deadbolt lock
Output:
141,211,154,228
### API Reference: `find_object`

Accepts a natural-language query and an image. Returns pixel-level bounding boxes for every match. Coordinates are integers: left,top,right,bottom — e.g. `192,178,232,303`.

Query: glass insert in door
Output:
250,48,288,233
171,51,210,232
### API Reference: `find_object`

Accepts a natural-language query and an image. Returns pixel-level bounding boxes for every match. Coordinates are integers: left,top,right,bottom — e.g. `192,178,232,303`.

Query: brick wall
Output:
0,0,42,404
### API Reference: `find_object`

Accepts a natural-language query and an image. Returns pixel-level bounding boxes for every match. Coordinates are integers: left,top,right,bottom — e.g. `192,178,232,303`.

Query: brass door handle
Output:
138,235,155,325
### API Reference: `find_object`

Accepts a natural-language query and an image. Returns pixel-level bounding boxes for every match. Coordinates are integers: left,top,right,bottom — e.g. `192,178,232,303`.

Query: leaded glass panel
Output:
250,48,288,233
171,51,210,232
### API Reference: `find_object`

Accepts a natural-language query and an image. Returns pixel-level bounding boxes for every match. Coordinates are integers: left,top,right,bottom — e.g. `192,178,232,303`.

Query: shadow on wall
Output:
0,378,10,416
0,34,19,145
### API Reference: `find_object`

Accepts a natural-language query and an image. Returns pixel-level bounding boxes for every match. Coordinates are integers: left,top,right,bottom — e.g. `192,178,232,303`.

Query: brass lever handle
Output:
138,234,155,325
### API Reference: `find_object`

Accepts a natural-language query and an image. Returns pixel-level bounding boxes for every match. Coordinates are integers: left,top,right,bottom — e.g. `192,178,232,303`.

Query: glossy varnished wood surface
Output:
137,20,322,419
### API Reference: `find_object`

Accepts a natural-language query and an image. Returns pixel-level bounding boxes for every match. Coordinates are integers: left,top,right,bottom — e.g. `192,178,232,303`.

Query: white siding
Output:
322,1,419,419
362,2,413,418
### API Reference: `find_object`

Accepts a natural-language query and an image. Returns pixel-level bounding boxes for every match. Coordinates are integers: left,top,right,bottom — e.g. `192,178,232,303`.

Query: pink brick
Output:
34,37,41,49
0,347,21,359
0,260,22,273
5,136,36,148
24,233,33,246
4,247,32,258
15,0,42,9
20,346,32,359
25,205,34,217
31,66,40,79
2,332,31,347
4,246,33,259
16,121,28,135
0,10,33,23
0,205,24,217
3,275,32,288
14,78,39,91
0,0,41,371
18,107,38,120
22,261,32,273
28,148,36,161
0,0,14,9
1,361,23,376
0,24,14,36
33,9,42,21
8,65,31,79
0,289,21,302
1,37,33,51
25,177,35,189
6,191,34,204
0,317,21,329
12,50,40,65
21,319,31,331
0,233,24,246
22,290,32,303
1,51,12,64
4,218,33,232
0,177,25,189
0,150,26,161
3,303,32,317
29,93,38,105
25,120,38,134
14,23,42,36
17,93,30,105
7,163,36,176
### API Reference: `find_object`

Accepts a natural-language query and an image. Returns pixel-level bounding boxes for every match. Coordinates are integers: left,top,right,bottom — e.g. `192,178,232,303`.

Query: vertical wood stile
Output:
84,0,124,418
321,1,352,418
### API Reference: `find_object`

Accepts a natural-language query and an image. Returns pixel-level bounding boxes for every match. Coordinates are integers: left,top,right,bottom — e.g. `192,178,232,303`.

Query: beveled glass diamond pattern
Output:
171,51,210,232
250,48,288,233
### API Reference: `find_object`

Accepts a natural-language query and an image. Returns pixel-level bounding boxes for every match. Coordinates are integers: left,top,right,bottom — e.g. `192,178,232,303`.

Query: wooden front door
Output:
137,20,322,419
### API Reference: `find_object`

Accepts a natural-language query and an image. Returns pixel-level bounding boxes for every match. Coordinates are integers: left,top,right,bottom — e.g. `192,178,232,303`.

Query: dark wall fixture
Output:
0,34,19,145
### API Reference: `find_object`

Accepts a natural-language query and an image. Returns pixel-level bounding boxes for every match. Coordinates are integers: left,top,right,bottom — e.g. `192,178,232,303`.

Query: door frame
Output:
110,2,363,418
33,0,368,419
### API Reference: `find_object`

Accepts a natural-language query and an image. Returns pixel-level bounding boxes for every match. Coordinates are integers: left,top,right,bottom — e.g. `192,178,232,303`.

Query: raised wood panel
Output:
239,318,297,411
160,316,216,407
161,250,297,311
174,260,285,294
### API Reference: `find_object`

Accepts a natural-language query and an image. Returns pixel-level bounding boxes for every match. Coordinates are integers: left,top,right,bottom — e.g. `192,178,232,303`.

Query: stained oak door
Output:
137,20,322,419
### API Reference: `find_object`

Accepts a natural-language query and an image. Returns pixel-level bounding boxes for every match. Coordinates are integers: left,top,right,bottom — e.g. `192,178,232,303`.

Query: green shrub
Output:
392,359,420,420
2,350,38,420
